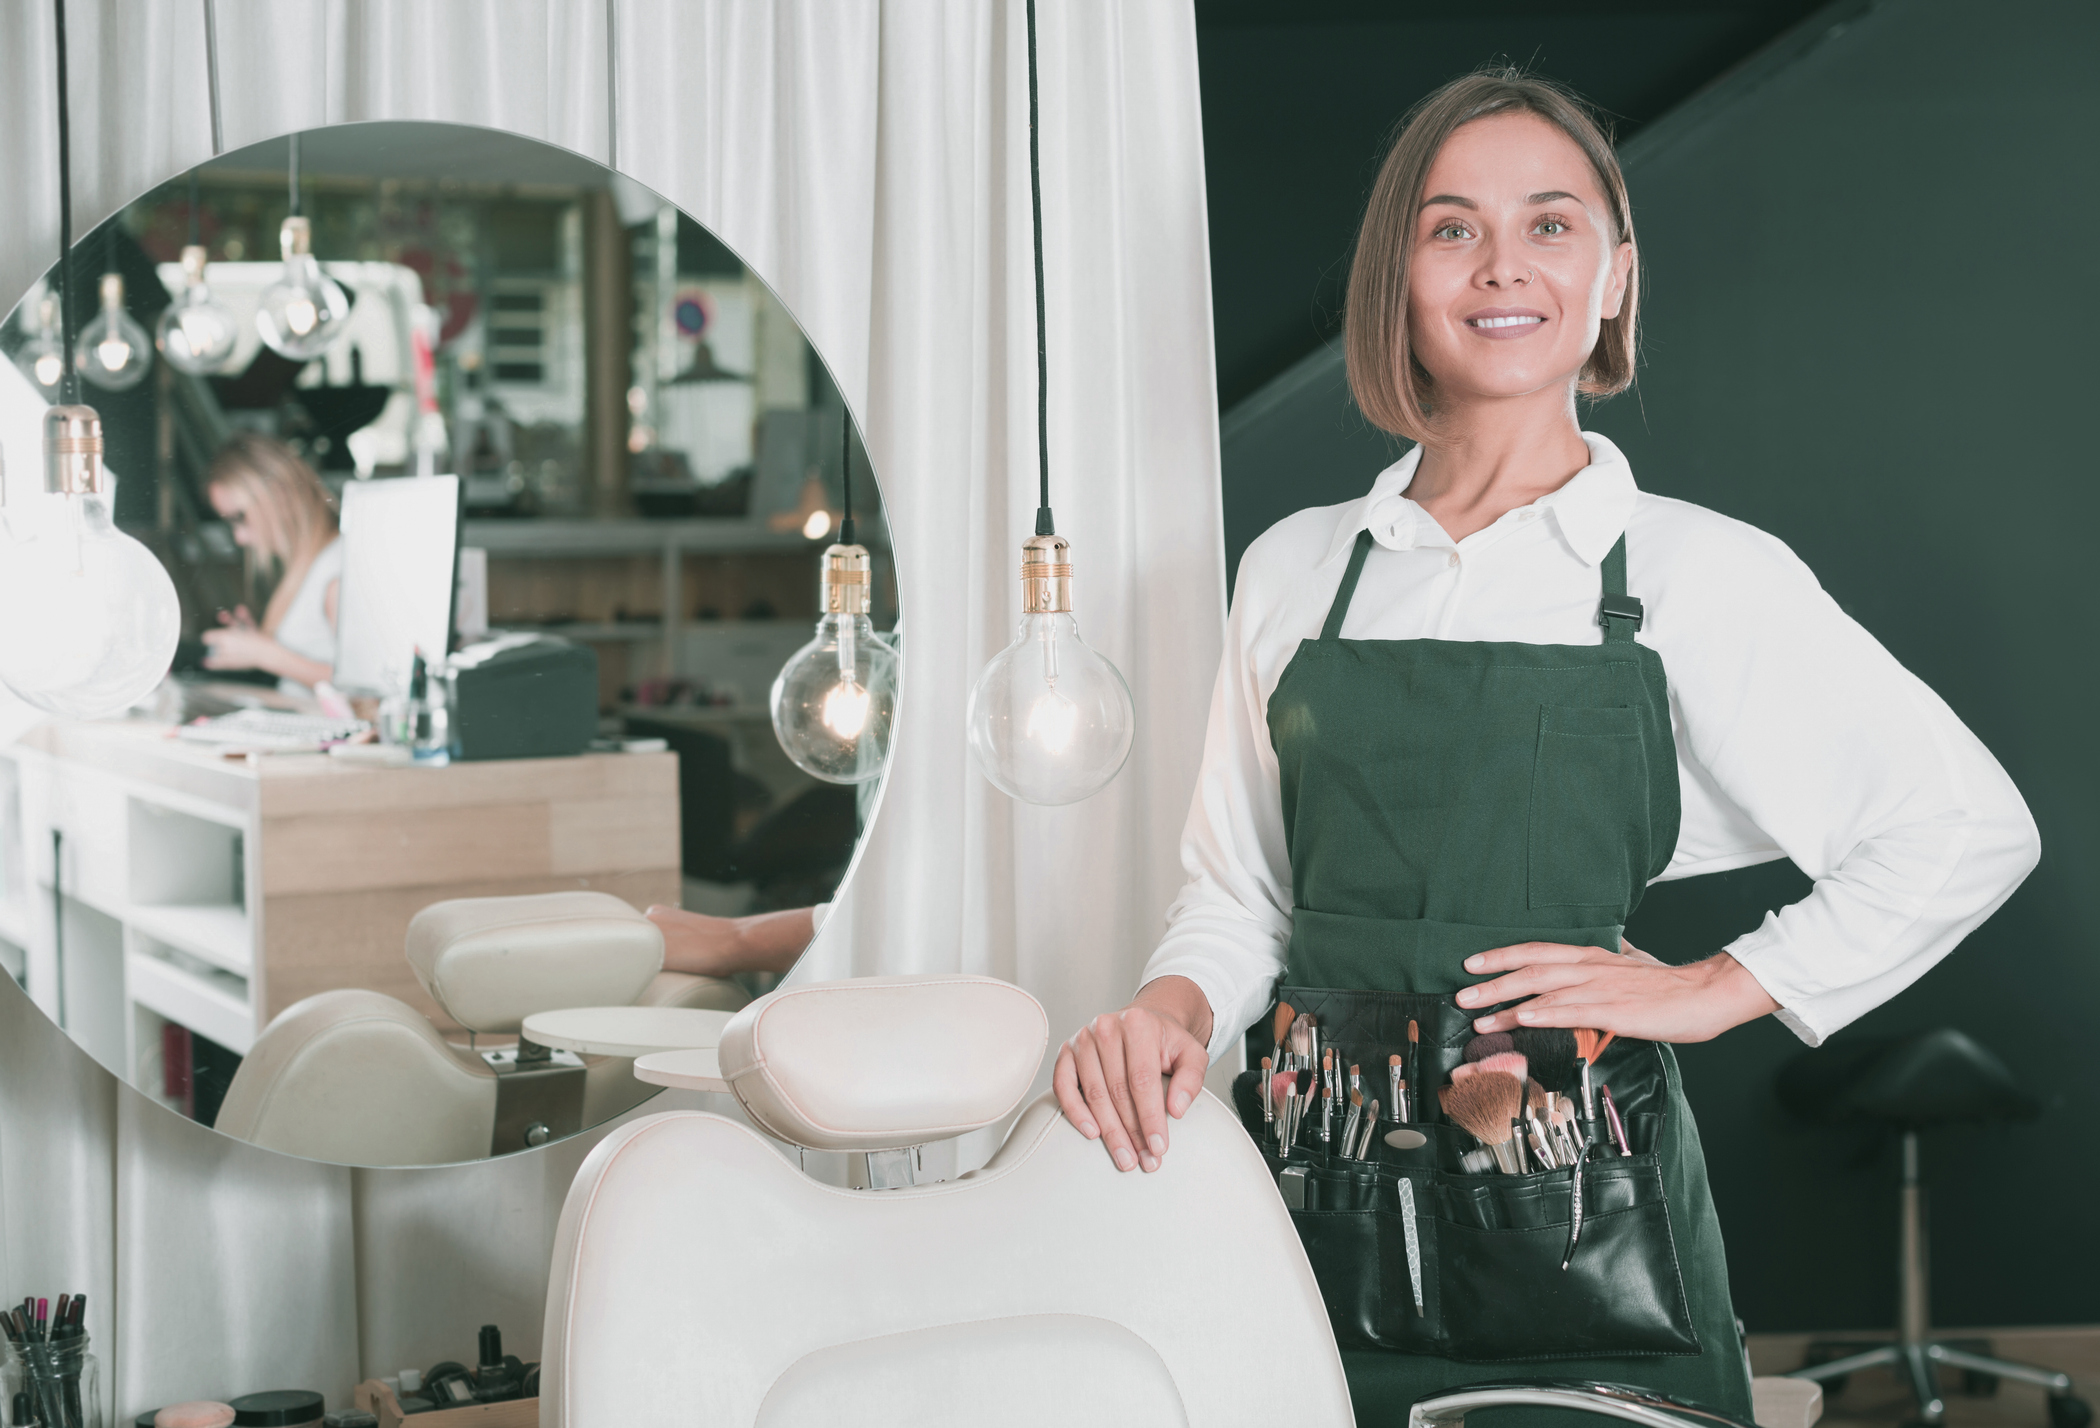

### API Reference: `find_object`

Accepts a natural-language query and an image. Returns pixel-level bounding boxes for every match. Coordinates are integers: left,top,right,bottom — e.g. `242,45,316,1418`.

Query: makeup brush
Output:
1342,1088,1363,1158
1601,1084,1633,1157
1512,1026,1578,1095
1573,1027,1615,1068
1273,1003,1296,1074
1260,1055,1274,1123
1463,1030,1514,1063
1350,1062,1362,1103
1389,1052,1407,1122
1407,1019,1421,1120
1472,1050,1528,1086
1303,1015,1320,1084
1439,1073,1525,1174
1321,1049,1336,1145
1449,1060,1477,1082
1359,1099,1382,1158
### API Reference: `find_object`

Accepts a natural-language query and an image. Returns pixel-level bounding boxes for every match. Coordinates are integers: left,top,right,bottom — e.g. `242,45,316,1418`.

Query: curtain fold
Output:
0,1,1222,1416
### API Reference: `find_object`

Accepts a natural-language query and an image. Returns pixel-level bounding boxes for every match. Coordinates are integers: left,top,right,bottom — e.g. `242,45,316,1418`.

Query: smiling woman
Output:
1051,64,2038,1428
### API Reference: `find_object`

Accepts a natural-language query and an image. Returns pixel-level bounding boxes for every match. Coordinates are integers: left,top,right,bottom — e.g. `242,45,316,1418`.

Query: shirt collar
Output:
1318,431,1639,569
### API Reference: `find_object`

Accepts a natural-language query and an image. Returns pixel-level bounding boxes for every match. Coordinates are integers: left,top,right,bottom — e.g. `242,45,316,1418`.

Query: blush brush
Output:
1439,1071,1525,1174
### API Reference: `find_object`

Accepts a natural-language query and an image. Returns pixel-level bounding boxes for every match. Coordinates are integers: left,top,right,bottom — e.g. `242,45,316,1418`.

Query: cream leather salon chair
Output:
540,973,1355,1428
215,891,747,1166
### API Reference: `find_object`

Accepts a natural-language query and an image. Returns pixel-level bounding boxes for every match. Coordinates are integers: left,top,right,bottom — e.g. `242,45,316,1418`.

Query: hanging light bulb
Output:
770,541,900,784
257,215,351,360
0,408,182,719
15,295,65,390
964,0,1135,806
966,535,1134,805
156,244,239,374
74,273,152,391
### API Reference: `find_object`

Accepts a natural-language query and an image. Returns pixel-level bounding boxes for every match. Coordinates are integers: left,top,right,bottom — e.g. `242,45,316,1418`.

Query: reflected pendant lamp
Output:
770,420,900,784
256,132,352,361
0,0,181,720
157,173,240,375
964,0,1135,805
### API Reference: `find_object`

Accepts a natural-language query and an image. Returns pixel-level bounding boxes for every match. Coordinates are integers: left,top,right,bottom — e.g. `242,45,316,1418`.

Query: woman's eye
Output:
1534,218,1567,235
1432,222,1471,240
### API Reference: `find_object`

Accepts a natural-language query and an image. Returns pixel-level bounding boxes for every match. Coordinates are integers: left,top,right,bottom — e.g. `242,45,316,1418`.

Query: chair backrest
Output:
213,988,496,1166
541,977,1352,1428
405,890,665,1034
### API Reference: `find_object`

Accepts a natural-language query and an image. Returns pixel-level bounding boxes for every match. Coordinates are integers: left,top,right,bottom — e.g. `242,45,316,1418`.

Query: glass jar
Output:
3,1329,102,1428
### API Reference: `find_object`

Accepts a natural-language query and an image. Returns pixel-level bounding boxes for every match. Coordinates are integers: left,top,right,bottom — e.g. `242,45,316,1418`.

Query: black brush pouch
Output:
1234,985,1700,1360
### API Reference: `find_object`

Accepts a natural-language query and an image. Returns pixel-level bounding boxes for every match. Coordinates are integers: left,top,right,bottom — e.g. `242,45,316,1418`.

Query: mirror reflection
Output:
0,122,898,1169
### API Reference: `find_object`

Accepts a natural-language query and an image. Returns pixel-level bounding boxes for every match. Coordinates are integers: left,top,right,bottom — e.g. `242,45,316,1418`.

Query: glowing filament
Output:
802,509,832,540
1025,688,1079,754
96,337,131,371
821,677,870,738
33,354,62,386
285,296,319,336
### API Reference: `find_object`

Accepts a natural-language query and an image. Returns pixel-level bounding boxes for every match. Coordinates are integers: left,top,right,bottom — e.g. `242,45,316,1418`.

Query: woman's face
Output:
209,480,267,551
1404,112,1633,406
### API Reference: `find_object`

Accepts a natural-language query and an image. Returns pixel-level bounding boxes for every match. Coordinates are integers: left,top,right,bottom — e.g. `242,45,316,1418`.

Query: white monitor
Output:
333,474,461,696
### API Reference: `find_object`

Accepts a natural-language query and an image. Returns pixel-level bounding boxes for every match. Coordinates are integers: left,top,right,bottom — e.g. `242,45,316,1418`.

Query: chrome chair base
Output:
1408,1379,1765,1428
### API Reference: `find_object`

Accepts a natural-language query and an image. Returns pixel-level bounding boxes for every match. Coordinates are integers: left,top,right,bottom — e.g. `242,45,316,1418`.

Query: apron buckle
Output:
1597,592,1646,633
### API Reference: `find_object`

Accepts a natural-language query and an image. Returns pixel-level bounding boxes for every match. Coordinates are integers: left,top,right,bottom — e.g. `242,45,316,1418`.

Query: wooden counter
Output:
0,720,679,1077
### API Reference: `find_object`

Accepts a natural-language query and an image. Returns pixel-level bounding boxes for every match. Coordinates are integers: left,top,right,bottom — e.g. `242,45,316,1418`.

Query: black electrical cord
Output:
1026,0,1053,538
839,413,857,547
188,169,202,246
54,0,77,405
288,131,301,217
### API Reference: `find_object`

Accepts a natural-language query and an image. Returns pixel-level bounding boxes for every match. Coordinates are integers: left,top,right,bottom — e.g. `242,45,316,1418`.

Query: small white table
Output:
521,1006,738,1059
633,1047,732,1094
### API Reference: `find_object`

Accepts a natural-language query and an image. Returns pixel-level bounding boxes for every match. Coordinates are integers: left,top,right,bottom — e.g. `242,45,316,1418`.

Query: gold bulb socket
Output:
281,215,313,260
44,405,108,496
820,542,873,615
99,272,125,311
180,244,209,285
1021,533,1073,615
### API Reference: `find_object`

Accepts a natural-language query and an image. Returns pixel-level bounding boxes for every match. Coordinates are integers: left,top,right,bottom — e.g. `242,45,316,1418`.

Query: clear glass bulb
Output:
156,245,239,374
966,534,1133,806
772,613,899,784
0,414,181,719
968,610,1134,805
257,216,352,360
74,273,153,392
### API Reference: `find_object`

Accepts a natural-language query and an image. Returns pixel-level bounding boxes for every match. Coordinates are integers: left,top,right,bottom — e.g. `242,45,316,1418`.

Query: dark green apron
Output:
1267,528,1753,1427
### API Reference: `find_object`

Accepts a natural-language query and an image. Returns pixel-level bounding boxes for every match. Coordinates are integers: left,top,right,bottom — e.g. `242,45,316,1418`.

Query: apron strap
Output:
1321,529,1376,640
1597,533,1645,643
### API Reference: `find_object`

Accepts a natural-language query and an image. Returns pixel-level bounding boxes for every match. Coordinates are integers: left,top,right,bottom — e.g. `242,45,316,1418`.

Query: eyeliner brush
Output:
1260,1055,1274,1125
1387,1054,1403,1124
1407,1019,1421,1123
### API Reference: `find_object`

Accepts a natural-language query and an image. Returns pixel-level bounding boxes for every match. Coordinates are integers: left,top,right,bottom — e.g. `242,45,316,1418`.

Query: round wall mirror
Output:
0,120,898,1170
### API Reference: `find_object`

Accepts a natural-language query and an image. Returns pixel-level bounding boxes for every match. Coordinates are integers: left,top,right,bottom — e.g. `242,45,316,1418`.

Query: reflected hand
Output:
1454,938,1780,1045
645,904,814,977
1052,976,1212,1174
201,626,281,673
218,604,257,630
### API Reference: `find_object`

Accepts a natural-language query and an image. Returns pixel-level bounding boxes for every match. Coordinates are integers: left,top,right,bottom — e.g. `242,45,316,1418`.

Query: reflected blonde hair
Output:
207,434,339,622
1344,68,1638,444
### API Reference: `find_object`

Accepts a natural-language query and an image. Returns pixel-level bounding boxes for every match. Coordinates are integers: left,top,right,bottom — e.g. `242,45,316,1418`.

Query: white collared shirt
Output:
1144,432,2038,1057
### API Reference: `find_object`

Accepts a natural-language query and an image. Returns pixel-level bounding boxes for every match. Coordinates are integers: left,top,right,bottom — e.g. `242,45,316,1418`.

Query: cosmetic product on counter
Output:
3,1290,94,1428
153,1406,234,1428
227,1391,322,1427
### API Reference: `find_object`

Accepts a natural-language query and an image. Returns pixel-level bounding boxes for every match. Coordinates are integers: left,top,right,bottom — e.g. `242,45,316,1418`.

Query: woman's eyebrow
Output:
1422,194,1476,209
1527,190,1581,204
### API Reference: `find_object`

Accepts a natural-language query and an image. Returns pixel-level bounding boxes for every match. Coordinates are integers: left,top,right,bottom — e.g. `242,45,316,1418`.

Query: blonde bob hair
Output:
1344,68,1638,444
206,433,339,599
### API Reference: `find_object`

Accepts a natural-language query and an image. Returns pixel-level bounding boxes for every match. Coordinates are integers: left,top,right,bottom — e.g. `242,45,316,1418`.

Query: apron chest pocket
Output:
1528,703,1650,909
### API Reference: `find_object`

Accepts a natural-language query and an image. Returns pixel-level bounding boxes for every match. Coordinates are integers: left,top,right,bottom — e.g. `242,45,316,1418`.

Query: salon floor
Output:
1747,1329,2099,1428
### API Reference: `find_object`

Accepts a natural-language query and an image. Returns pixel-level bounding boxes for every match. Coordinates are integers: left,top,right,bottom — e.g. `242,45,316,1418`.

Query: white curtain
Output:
0,1,1222,1419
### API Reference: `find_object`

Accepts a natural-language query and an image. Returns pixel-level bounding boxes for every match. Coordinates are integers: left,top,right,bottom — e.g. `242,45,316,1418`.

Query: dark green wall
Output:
1214,0,2100,1331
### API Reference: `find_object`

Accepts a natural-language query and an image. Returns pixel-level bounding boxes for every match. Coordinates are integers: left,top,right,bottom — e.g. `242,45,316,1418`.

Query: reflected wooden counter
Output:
0,720,679,1081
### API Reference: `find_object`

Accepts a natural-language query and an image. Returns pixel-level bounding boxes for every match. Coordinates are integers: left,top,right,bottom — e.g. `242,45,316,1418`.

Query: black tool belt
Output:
1234,985,1701,1361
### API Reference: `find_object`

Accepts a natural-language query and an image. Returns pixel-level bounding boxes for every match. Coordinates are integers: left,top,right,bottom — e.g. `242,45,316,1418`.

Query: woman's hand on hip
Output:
1454,940,1781,1044
1052,975,1213,1174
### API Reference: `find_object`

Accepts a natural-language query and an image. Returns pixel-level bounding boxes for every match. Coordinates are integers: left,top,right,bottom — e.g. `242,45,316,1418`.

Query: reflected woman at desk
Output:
201,435,344,694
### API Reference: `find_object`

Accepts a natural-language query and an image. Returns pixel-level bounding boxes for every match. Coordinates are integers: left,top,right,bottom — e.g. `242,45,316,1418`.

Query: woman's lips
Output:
1463,309,1547,340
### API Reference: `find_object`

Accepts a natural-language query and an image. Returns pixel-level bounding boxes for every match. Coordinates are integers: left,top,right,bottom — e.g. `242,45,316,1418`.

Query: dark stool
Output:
1777,1028,2087,1428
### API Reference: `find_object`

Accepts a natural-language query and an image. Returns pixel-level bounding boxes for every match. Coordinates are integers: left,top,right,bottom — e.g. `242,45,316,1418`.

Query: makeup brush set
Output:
2,1292,89,1428
1233,987,1700,1360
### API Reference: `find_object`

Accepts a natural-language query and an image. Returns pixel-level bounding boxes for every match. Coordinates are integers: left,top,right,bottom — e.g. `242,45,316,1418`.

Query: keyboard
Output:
176,708,372,752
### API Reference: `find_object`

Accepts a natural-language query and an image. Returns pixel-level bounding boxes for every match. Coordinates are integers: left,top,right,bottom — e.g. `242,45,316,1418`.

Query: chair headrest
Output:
405,891,664,1034
716,974,1048,1151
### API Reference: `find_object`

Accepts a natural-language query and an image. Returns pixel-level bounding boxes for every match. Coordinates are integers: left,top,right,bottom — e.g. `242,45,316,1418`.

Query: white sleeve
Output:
1139,573,1297,1065
1653,520,2039,1046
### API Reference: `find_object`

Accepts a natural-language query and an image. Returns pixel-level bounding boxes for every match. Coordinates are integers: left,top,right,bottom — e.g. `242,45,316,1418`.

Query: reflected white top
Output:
1142,433,2038,1054
274,536,342,691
